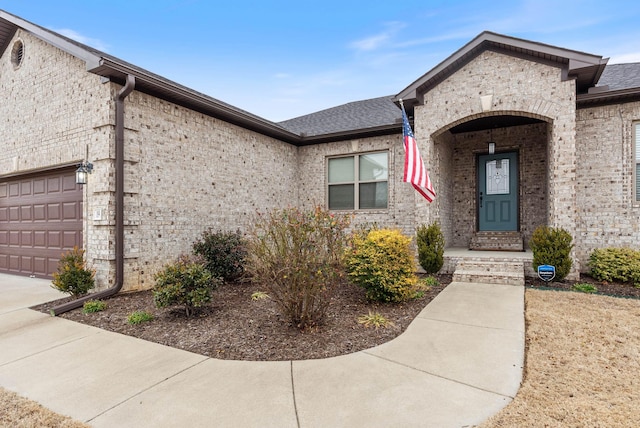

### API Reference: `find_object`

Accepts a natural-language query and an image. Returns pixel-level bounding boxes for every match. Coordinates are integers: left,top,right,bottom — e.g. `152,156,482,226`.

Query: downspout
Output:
51,75,136,316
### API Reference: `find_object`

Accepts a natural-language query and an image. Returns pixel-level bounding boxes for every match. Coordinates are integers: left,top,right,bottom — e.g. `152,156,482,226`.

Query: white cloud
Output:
53,28,109,52
349,21,406,52
609,52,640,64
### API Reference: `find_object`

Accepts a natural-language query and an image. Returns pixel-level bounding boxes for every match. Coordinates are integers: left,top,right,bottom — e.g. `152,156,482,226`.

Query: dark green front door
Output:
478,152,518,231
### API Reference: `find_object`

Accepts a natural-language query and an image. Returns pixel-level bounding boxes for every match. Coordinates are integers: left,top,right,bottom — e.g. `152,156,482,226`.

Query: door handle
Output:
479,191,483,208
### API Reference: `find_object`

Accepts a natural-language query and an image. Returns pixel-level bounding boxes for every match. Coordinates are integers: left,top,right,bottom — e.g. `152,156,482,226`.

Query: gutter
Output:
50,75,136,316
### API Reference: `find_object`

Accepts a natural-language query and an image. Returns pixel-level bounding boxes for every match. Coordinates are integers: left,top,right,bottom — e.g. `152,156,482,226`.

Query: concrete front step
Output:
452,260,525,286
469,232,523,251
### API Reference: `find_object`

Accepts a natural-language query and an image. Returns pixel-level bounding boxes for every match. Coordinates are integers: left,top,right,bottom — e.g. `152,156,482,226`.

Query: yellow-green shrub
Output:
51,246,95,296
344,228,418,302
589,247,640,286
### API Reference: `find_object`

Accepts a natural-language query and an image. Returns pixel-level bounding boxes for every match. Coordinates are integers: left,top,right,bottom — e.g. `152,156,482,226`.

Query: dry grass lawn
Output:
482,289,640,427
2,288,638,427
0,387,89,428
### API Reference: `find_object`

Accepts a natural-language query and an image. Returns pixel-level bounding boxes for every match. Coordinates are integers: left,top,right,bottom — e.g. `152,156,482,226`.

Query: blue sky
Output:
2,0,640,121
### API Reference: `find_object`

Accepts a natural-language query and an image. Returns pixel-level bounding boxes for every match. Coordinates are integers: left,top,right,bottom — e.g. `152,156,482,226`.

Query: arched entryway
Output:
432,112,550,251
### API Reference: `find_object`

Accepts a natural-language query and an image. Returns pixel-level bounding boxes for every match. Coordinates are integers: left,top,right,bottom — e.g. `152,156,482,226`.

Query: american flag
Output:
401,106,436,202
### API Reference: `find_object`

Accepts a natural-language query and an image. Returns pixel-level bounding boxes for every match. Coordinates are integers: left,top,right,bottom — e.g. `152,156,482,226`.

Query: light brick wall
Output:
413,50,578,277
111,91,299,290
0,30,113,284
575,102,640,268
0,30,110,174
441,123,548,248
297,135,417,235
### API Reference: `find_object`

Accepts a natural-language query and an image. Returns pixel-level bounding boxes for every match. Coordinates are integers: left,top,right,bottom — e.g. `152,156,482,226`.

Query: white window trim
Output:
327,151,389,211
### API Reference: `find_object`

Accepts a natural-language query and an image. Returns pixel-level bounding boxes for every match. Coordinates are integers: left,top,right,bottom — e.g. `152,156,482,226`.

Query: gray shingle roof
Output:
597,63,640,90
278,96,402,137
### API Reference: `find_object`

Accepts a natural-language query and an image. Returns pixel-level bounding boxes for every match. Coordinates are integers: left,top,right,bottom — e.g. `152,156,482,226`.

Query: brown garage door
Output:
0,168,83,279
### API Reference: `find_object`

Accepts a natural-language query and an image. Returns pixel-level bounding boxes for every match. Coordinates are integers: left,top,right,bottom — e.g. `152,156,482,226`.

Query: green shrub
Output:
572,283,598,294
421,275,440,288
51,246,95,296
416,222,445,274
589,247,640,286
82,300,107,314
193,229,247,282
128,311,154,325
153,256,221,317
245,206,350,329
530,226,573,281
344,228,419,302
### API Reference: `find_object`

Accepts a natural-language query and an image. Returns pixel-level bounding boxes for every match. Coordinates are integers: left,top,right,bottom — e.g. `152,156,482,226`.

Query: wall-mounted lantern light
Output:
488,142,495,155
75,161,94,185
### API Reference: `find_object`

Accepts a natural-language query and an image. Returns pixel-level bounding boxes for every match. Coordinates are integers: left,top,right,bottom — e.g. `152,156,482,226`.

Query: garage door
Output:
0,168,83,279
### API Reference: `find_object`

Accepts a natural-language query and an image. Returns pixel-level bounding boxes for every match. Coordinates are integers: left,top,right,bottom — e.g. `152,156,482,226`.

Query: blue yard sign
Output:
537,265,556,283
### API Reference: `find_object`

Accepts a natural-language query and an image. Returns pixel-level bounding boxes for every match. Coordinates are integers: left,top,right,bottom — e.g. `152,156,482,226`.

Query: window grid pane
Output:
328,157,354,183
327,152,388,210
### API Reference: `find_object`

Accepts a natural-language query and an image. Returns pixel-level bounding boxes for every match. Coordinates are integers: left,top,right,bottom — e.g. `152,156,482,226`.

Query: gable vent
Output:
11,39,24,68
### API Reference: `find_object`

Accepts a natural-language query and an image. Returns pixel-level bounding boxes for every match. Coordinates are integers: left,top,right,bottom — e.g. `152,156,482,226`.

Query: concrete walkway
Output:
0,274,524,428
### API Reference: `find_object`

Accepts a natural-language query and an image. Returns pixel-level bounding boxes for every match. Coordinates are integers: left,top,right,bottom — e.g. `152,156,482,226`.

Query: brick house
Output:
1,10,639,292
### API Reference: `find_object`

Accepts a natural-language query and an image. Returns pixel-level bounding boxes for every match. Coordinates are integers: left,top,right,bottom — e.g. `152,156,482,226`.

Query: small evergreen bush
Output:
245,206,350,329
51,246,95,296
530,226,574,281
344,228,419,302
153,255,221,317
193,229,247,282
82,300,107,314
127,311,154,325
416,222,445,274
589,247,640,286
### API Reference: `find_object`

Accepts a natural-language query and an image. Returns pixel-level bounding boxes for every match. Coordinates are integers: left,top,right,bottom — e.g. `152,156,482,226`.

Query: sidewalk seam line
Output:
85,357,210,424
290,361,301,428
361,351,517,399
417,316,524,333
0,331,101,368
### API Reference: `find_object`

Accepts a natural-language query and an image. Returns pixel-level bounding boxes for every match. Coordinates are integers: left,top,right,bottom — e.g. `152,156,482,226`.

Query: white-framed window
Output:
635,122,640,202
327,152,388,210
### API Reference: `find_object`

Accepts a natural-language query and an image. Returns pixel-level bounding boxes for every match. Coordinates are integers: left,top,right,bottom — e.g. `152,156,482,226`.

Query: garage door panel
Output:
9,206,19,221
47,177,60,193
33,179,46,194
33,204,46,220
63,231,79,248
21,181,32,196
9,183,19,197
48,231,61,248
62,202,79,220
8,255,19,271
20,231,32,247
34,231,46,247
0,168,82,278
21,205,33,221
20,256,32,272
33,257,47,276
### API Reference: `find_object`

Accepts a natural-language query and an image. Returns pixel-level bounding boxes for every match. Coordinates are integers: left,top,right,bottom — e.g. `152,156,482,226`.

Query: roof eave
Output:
298,123,401,145
577,87,640,108
396,31,607,105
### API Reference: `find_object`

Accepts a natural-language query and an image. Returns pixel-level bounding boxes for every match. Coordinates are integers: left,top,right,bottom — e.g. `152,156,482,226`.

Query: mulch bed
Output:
33,273,638,362
33,275,451,361
526,273,640,299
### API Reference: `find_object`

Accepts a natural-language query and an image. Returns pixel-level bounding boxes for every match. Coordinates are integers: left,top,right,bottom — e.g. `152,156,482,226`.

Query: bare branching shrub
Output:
245,206,350,329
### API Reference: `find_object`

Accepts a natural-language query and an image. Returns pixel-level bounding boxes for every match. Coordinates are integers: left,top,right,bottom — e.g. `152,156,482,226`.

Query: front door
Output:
478,152,518,231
